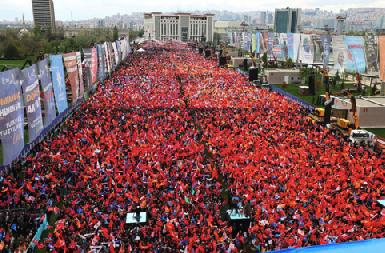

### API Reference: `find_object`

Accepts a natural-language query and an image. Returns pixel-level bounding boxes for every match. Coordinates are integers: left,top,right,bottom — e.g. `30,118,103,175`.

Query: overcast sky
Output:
1,0,384,21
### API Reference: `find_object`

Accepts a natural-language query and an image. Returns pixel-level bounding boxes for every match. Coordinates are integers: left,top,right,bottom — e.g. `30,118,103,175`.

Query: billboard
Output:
312,35,323,63
365,33,378,73
91,47,98,84
242,32,251,52
50,55,68,114
0,69,25,165
344,36,367,73
379,36,385,81
38,58,56,126
287,33,294,61
227,32,233,45
267,32,274,57
83,48,93,91
261,32,269,54
255,32,261,54
252,33,257,53
233,32,240,48
63,52,80,105
97,44,106,82
320,35,332,69
298,34,314,64
332,35,346,74
292,33,301,63
112,41,120,66
76,52,85,98
110,42,116,70
279,33,289,61
104,42,112,73
21,65,44,143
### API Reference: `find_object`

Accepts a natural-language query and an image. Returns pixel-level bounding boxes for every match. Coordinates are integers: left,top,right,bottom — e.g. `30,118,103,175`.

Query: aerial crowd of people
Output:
1,41,385,252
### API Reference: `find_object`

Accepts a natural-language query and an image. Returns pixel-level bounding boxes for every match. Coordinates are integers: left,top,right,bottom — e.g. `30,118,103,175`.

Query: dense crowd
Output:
1,42,385,252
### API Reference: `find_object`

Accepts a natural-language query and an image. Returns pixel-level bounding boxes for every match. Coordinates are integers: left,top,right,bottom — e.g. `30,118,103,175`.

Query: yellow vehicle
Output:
315,108,325,117
337,118,350,129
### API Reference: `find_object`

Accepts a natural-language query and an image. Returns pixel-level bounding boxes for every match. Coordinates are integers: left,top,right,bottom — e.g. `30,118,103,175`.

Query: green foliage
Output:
299,68,321,81
33,25,42,37
213,32,221,46
4,43,19,59
127,29,144,42
262,52,268,67
284,58,294,68
0,28,120,62
365,128,385,138
113,26,119,41
138,29,144,38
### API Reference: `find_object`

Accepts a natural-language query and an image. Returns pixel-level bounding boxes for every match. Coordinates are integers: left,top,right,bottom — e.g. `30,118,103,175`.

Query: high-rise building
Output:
274,8,301,33
336,16,346,35
31,0,56,32
259,12,267,25
144,12,214,42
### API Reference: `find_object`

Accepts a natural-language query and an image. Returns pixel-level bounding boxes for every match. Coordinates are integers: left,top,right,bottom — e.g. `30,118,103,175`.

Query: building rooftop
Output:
144,12,214,17
338,96,385,108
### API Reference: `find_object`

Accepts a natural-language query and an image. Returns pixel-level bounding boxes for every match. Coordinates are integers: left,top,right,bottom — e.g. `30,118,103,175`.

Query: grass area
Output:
280,85,316,105
279,81,357,107
365,128,385,138
0,59,26,69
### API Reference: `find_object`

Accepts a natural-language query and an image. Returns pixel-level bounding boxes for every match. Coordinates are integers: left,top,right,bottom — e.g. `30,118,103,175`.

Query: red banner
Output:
92,48,98,84
63,52,80,104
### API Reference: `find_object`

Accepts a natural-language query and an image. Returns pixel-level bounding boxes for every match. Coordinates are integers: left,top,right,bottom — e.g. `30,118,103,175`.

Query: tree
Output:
138,29,144,38
262,52,268,68
284,58,294,68
113,26,119,41
4,43,20,59
213,32,221,47
33,25,42,38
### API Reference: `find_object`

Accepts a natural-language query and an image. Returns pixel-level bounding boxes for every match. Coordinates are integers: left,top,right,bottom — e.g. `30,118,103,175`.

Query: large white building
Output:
144,12,214,42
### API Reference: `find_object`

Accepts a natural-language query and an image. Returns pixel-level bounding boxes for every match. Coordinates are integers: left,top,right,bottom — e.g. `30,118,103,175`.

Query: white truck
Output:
348,130,375,146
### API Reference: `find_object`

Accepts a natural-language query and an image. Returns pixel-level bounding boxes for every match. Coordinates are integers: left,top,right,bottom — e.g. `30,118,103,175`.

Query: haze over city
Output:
1,0,385,21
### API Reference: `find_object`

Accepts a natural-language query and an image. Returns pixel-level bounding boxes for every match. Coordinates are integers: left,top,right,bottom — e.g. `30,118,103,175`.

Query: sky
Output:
1,0,385,21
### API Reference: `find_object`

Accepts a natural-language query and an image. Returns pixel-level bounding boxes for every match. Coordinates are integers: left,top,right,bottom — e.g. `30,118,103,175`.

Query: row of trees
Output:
0,27,143,61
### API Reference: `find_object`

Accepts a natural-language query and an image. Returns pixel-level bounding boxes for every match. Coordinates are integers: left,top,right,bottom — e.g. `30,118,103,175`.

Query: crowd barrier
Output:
0,37,131,169
270,237,385,253
0,97,85,174
25,214,49,252
0,42,131,252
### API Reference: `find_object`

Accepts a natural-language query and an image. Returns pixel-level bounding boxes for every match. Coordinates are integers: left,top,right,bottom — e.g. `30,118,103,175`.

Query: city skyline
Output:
1,0,385,21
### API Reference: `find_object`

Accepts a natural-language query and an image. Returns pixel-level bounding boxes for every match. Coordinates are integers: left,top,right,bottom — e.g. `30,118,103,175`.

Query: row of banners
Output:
228,32,385,79
0,37,131,165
